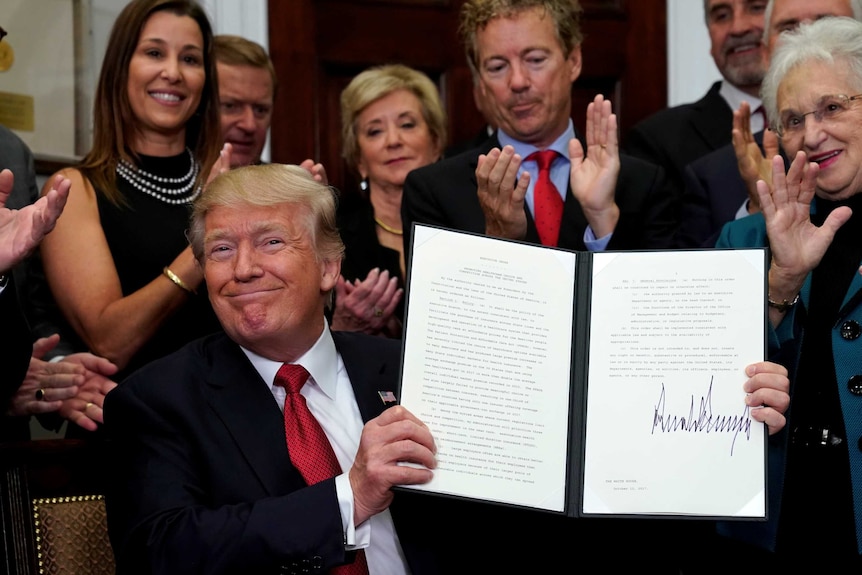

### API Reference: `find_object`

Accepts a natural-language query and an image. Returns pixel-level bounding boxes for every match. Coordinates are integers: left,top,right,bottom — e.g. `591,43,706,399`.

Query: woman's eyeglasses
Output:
775,93,862,138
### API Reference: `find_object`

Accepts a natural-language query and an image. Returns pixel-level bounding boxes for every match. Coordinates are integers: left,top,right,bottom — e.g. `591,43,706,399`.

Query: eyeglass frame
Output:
774,93,862,138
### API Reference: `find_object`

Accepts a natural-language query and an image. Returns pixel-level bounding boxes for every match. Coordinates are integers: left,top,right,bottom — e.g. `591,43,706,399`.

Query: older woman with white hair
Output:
716,15,862,566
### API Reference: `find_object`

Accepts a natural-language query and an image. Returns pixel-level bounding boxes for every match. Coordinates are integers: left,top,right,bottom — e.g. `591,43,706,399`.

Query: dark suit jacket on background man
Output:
677,132,787,248
623,81,734,199
0,280,35,440
403,134,678,256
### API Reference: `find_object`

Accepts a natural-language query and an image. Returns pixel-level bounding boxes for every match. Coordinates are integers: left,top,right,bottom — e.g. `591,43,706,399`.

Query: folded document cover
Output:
397,223,768,521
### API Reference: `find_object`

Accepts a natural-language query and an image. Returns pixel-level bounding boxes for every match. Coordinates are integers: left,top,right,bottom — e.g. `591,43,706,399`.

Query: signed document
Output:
398,224,767,520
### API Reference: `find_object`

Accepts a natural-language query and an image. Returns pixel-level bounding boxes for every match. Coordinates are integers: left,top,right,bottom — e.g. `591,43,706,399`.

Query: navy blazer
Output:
0,279,34,441
0,124,76,359
401,134,678,258
624,81,734,198
0,126,39,440
676,132,787,248
104,330,457,575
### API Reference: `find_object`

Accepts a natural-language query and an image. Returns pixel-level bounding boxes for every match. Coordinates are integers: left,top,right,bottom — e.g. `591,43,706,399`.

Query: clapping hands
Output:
568,94,621,239
330,268,403,338
732,101,780,213
6,334,118,432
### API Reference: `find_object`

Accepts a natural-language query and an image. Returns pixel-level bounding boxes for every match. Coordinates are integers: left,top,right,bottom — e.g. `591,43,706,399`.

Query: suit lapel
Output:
202,335,299,496
689,82,734,151
333,331,400,423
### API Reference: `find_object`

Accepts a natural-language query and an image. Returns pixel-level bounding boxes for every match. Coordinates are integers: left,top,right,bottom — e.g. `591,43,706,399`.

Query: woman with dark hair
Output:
39,0,226,426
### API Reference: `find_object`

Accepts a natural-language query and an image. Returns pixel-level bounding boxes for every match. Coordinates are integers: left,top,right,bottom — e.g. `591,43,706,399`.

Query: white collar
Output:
241,322,339,399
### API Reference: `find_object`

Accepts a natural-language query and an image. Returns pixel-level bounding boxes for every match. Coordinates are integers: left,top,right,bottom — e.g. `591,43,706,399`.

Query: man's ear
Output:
567,44,583,84
320,258,341,293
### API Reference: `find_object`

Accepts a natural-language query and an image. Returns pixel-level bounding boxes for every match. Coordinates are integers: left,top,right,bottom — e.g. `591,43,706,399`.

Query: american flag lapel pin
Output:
378,390,397,405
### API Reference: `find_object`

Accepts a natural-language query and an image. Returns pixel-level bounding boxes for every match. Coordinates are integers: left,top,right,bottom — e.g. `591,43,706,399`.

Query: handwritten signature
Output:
652,376,751,456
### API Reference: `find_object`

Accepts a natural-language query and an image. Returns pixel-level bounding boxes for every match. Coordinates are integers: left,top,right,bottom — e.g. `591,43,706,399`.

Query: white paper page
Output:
582,249,766,517
399,225,576,512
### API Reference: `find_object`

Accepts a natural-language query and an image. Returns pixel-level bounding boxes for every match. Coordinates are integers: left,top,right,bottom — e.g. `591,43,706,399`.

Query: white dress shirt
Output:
242,323,410,574
720,80,765,133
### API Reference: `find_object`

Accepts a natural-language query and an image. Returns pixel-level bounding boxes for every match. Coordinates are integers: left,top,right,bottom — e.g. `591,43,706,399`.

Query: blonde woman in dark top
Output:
335,64,446,337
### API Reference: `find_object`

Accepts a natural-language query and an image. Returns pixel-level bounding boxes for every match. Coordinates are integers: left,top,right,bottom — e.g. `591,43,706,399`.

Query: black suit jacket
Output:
1,280,30,403
443,126,494,158
0,124,75,359
401,134,678,258
0,279,34,441
676,132,787,248
0,117,41,437
103,330,457,575
623,81,733,197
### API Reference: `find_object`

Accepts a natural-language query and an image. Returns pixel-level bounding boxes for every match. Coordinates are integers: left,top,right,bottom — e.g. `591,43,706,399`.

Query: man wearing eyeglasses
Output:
676,0,862,248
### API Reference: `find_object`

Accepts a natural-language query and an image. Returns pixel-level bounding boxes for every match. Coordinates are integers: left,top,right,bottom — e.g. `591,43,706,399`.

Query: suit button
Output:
849,375,862,396
841,320,861,340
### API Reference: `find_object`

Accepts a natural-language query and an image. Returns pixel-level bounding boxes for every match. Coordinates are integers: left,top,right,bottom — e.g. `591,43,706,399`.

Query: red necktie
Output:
526,149,563,246
275,364,369,575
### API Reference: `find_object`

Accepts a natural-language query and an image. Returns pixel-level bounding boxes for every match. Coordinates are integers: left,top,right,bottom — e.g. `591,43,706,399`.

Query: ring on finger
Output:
374,308,383,317
85,402,94,410
35,388,45,401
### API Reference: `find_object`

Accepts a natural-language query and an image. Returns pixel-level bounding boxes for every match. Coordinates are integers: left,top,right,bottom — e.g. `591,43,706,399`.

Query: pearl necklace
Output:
116,148,202,205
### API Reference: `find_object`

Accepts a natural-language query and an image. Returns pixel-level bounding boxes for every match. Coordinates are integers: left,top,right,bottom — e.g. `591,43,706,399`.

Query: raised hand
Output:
732,101,780,213
762,151,848,284
475,146,530,240
568,94,620,238
330,268,403,337
349,405,436,525
0,170,70,272
761,151,850,325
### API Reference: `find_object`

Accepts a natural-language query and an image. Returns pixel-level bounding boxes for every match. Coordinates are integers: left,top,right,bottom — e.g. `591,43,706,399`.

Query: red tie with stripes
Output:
275,364,369,575
526,149,563,246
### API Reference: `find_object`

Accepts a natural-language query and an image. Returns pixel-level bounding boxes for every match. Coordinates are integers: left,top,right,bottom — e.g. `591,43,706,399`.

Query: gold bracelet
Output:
767,293,799,313
163,267,196,295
